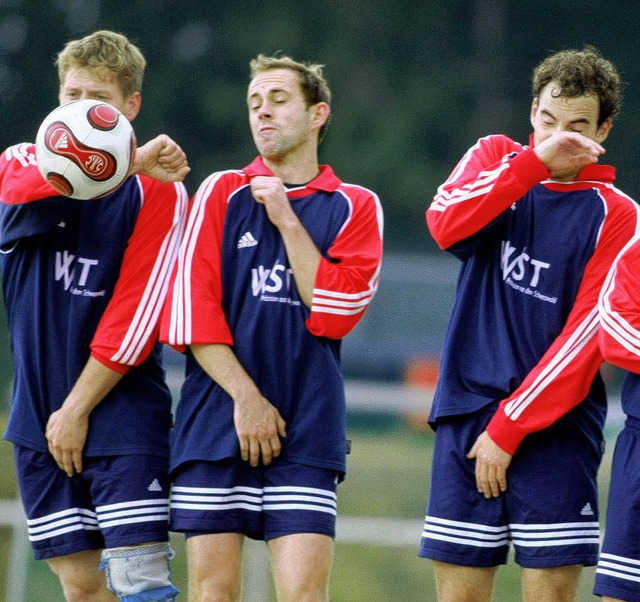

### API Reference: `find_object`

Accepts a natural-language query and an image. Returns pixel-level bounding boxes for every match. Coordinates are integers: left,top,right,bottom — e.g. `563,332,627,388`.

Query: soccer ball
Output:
35,98,136,200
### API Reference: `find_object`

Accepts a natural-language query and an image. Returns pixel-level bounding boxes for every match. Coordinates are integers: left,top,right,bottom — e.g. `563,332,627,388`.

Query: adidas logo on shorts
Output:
147,478,163,492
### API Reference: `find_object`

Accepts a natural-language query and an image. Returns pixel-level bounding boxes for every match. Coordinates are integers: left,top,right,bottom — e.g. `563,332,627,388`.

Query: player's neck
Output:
262,150,320,185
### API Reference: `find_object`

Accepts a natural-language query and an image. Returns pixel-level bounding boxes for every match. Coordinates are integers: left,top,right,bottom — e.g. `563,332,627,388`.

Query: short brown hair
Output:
532,45,621,125
56,30,146,99
249,53,332,141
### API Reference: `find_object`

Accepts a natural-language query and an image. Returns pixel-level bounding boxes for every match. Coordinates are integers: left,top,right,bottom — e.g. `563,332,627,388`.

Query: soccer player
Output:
420,46,640,601
595,236,640,601
0,31,189,601
161,54,383,601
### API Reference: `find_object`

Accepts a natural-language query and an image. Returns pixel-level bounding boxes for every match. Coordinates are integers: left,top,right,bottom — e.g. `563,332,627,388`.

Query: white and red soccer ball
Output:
35,98,136,200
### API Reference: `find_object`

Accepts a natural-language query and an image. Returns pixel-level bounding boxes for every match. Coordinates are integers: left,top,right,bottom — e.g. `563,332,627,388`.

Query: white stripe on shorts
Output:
421,515,600,550
596,553,640,583
422,515,510,548
510,521,600,547
170,486,263,512
263,485,337,515
96,498,170,529
171,485,337,515
27,507,100,542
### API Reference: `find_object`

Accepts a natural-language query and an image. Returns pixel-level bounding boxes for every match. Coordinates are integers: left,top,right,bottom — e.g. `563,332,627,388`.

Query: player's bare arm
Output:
190,343,287,466
45,357,124,477
534,131,604,180
250,175,321,308
467,431,512,499
131,134,191,183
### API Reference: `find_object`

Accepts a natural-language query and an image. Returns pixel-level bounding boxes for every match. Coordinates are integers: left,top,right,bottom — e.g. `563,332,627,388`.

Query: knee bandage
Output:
99,542,179,602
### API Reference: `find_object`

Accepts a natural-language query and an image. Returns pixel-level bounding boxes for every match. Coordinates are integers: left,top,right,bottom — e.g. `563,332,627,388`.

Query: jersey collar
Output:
243,156,342,192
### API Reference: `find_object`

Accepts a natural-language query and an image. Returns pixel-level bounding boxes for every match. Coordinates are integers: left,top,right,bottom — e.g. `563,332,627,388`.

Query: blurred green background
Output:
0,0,637,599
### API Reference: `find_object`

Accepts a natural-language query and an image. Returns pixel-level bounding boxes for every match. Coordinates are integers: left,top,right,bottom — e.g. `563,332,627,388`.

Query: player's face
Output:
59,68,141,121
530,83,611,148
247,68,318,161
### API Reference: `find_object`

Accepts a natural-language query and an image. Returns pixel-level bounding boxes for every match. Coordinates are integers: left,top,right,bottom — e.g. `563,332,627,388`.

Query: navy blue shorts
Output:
15,446,171,560
170,458,339,541
594,417,640,600
420,402,602,568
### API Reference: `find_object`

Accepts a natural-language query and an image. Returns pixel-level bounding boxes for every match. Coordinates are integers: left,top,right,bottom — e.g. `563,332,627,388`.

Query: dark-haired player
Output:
420,46,640,601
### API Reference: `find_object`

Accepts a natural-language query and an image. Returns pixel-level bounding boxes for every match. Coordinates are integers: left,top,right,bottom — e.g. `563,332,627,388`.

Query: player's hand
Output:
534,131,604,180
131,134,191,183
45,406,89,477
233,391,287,467
467,431,512,498
250,176,296,228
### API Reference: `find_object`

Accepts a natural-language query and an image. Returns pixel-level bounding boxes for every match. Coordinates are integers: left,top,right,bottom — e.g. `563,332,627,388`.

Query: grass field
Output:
0,410,615,601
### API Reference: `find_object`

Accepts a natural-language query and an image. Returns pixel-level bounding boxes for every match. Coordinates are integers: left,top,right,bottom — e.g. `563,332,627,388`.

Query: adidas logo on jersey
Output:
580,502,594,516
237,231,258,248
147,478,163,492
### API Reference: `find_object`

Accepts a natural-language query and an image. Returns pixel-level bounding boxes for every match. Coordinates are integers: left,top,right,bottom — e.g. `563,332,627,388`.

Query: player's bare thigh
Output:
48,549,116,602
186,532,244,602
268,532,334,602
521,565,581,602
433,561,498,602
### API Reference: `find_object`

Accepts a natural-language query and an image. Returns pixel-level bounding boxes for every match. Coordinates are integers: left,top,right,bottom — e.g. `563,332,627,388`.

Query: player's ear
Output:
596,118,612,144
530,97,539,128
123,92,142,122
310,102,330,132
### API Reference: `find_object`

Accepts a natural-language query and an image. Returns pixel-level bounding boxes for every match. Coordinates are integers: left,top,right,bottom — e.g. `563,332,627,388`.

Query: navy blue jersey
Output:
428,135,639,453
162,157,384,474
0,143,187,457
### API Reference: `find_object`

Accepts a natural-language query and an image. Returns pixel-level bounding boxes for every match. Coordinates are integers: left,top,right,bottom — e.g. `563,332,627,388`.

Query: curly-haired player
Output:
420,46,640,601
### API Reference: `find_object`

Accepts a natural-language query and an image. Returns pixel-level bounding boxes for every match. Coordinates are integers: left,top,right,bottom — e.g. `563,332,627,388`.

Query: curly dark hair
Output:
532,45,621,125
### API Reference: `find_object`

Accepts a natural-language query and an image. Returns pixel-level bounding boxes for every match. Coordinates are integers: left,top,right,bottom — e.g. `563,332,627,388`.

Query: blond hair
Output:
56,30,146,99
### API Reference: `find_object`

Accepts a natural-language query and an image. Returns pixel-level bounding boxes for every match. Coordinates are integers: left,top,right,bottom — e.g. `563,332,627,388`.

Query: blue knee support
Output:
99,542,179,602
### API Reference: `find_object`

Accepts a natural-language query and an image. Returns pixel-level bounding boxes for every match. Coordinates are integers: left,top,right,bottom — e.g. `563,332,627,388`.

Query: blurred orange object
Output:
403,357,439,432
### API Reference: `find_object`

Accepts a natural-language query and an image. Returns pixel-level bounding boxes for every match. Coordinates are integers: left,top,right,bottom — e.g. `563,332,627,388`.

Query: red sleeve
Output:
90,176,188,371
599,236,640,372
486,194,640,454
160,171,236,348
306,184,384,339
0,144,60,203
427,135,550,250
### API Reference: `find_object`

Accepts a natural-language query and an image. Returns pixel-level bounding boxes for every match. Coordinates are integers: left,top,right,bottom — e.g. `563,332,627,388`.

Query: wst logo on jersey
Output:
251,261,301,306
55,250,106,297
500,240,557,304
